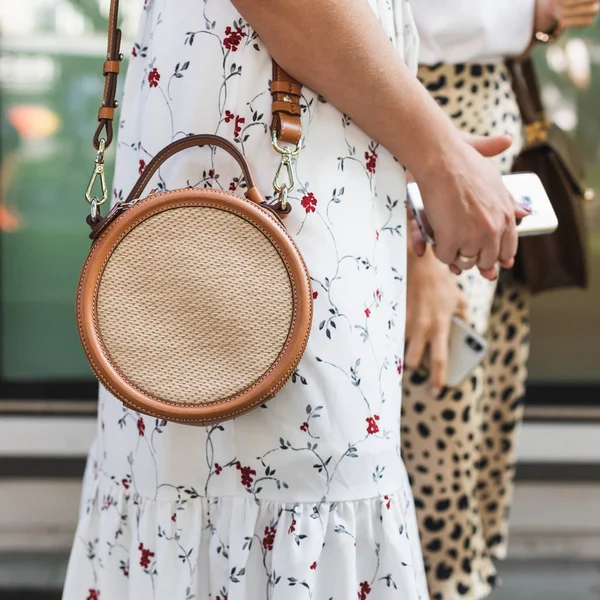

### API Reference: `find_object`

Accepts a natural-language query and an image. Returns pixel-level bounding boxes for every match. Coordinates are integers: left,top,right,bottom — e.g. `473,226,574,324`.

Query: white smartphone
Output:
446,316,488,387
407,171,558,244
420,316,488,388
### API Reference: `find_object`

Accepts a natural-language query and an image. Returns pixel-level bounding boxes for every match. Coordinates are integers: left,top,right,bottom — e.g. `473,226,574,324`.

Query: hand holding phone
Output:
407,172,558,244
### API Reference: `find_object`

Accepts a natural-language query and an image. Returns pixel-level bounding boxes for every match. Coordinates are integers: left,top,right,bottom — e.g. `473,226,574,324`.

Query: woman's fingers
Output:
477,234,501,272
429,319,452,395
404,324,429,372
562,14,599,26
564,0,599,7
499,219,519,266
500,257,515,270
461,133,512,158
561,0,600,26
456,296,468,322
478,265,499,281
408,204,436,256
409,217,427,257
433,237,460,266
562,0,600,15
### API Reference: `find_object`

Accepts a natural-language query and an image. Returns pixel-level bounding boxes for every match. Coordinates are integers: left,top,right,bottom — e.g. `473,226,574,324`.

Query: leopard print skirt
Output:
402,62,531,600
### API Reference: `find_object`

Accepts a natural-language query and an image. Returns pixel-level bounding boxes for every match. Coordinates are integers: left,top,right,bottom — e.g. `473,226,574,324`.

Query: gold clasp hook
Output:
272,131,301,210
85,138,108,220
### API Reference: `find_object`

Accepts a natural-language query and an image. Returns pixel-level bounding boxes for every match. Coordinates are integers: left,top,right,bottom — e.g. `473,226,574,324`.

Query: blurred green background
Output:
1,1,599,384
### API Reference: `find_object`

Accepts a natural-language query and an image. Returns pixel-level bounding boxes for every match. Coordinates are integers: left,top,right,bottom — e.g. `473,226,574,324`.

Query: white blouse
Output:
410,0,536,64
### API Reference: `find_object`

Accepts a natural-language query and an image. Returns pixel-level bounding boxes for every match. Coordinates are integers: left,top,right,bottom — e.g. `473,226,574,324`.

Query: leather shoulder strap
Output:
94,0,303,150
506,58,544,126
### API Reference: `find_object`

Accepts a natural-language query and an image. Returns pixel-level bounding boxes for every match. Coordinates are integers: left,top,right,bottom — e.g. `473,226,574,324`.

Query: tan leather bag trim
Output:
77,187,312,424
272,101,302,116
98,106,115,120
270,81,302,96
103,60,120,74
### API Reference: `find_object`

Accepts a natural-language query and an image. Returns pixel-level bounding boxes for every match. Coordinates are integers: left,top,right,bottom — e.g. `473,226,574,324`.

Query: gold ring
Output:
456,252,479,267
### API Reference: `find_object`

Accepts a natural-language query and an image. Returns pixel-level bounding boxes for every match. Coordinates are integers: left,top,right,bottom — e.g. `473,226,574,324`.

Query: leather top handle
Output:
86,134,269,240
94,0,303,150
125,134,264,204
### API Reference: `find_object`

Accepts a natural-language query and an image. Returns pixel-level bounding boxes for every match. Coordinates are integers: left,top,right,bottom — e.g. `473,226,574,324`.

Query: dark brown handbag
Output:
507,57,593,294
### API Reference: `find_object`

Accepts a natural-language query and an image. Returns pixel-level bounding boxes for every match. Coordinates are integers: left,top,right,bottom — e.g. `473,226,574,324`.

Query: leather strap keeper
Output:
103,60,120,74
271,101,302,116
98,107,116,120
270,81,302,96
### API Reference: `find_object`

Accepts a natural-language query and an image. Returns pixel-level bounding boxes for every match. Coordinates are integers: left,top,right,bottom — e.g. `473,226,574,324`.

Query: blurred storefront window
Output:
528,28,600,383
0,0,138,387
0,2,599,396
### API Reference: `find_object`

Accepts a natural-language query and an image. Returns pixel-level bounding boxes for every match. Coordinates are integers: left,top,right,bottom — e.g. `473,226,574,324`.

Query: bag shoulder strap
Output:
506,57,545,128
93,0,303,150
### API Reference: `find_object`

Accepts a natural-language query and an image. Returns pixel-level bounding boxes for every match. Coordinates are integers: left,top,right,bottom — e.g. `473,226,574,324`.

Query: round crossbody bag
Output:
77,0,312,425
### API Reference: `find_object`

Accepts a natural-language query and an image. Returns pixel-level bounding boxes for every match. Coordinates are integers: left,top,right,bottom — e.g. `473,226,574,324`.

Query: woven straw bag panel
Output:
97,206,294,405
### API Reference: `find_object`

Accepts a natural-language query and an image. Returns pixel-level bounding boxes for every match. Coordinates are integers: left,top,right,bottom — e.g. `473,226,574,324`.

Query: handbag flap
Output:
519,123,586,195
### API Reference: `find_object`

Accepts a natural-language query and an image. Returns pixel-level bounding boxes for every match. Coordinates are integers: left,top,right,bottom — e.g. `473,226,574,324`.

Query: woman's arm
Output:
232,0,526,277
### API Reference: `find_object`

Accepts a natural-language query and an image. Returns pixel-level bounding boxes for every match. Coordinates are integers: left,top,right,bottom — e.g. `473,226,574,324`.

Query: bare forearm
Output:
231,0,463,178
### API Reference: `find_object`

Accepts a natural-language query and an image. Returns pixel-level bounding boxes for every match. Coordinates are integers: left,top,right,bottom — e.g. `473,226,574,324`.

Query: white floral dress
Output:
63,1,427,599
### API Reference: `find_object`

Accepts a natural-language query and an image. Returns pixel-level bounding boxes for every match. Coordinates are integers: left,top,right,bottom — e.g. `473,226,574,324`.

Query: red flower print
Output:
310,561,318,570
364,308,371,318
171,513,177,522
224,111,245,137
234,115,245,138
384,495,391,509
131,46,137,57
397,359,403,375
300,422,309,432
366,415,380,435
87,590,100,600
236,461,256,488
365,146,378,173
208,169,215,179
263,525,277,551
358,581,372,600
214,463,223,475
375,231,380,241
216,596,228,600
224,25,246,51
312,291,318,300
121,477,130,489
148,67,160,88
229,181,237,191
138,543,155,569
376,289,382,301
138,159,146,175
288,519,296,534
137,417,145,436
301,192,318,214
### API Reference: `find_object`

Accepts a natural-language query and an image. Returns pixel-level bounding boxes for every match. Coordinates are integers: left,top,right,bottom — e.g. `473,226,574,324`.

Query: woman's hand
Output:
405,245,467,396
410,134,529,281
536,0,600,32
